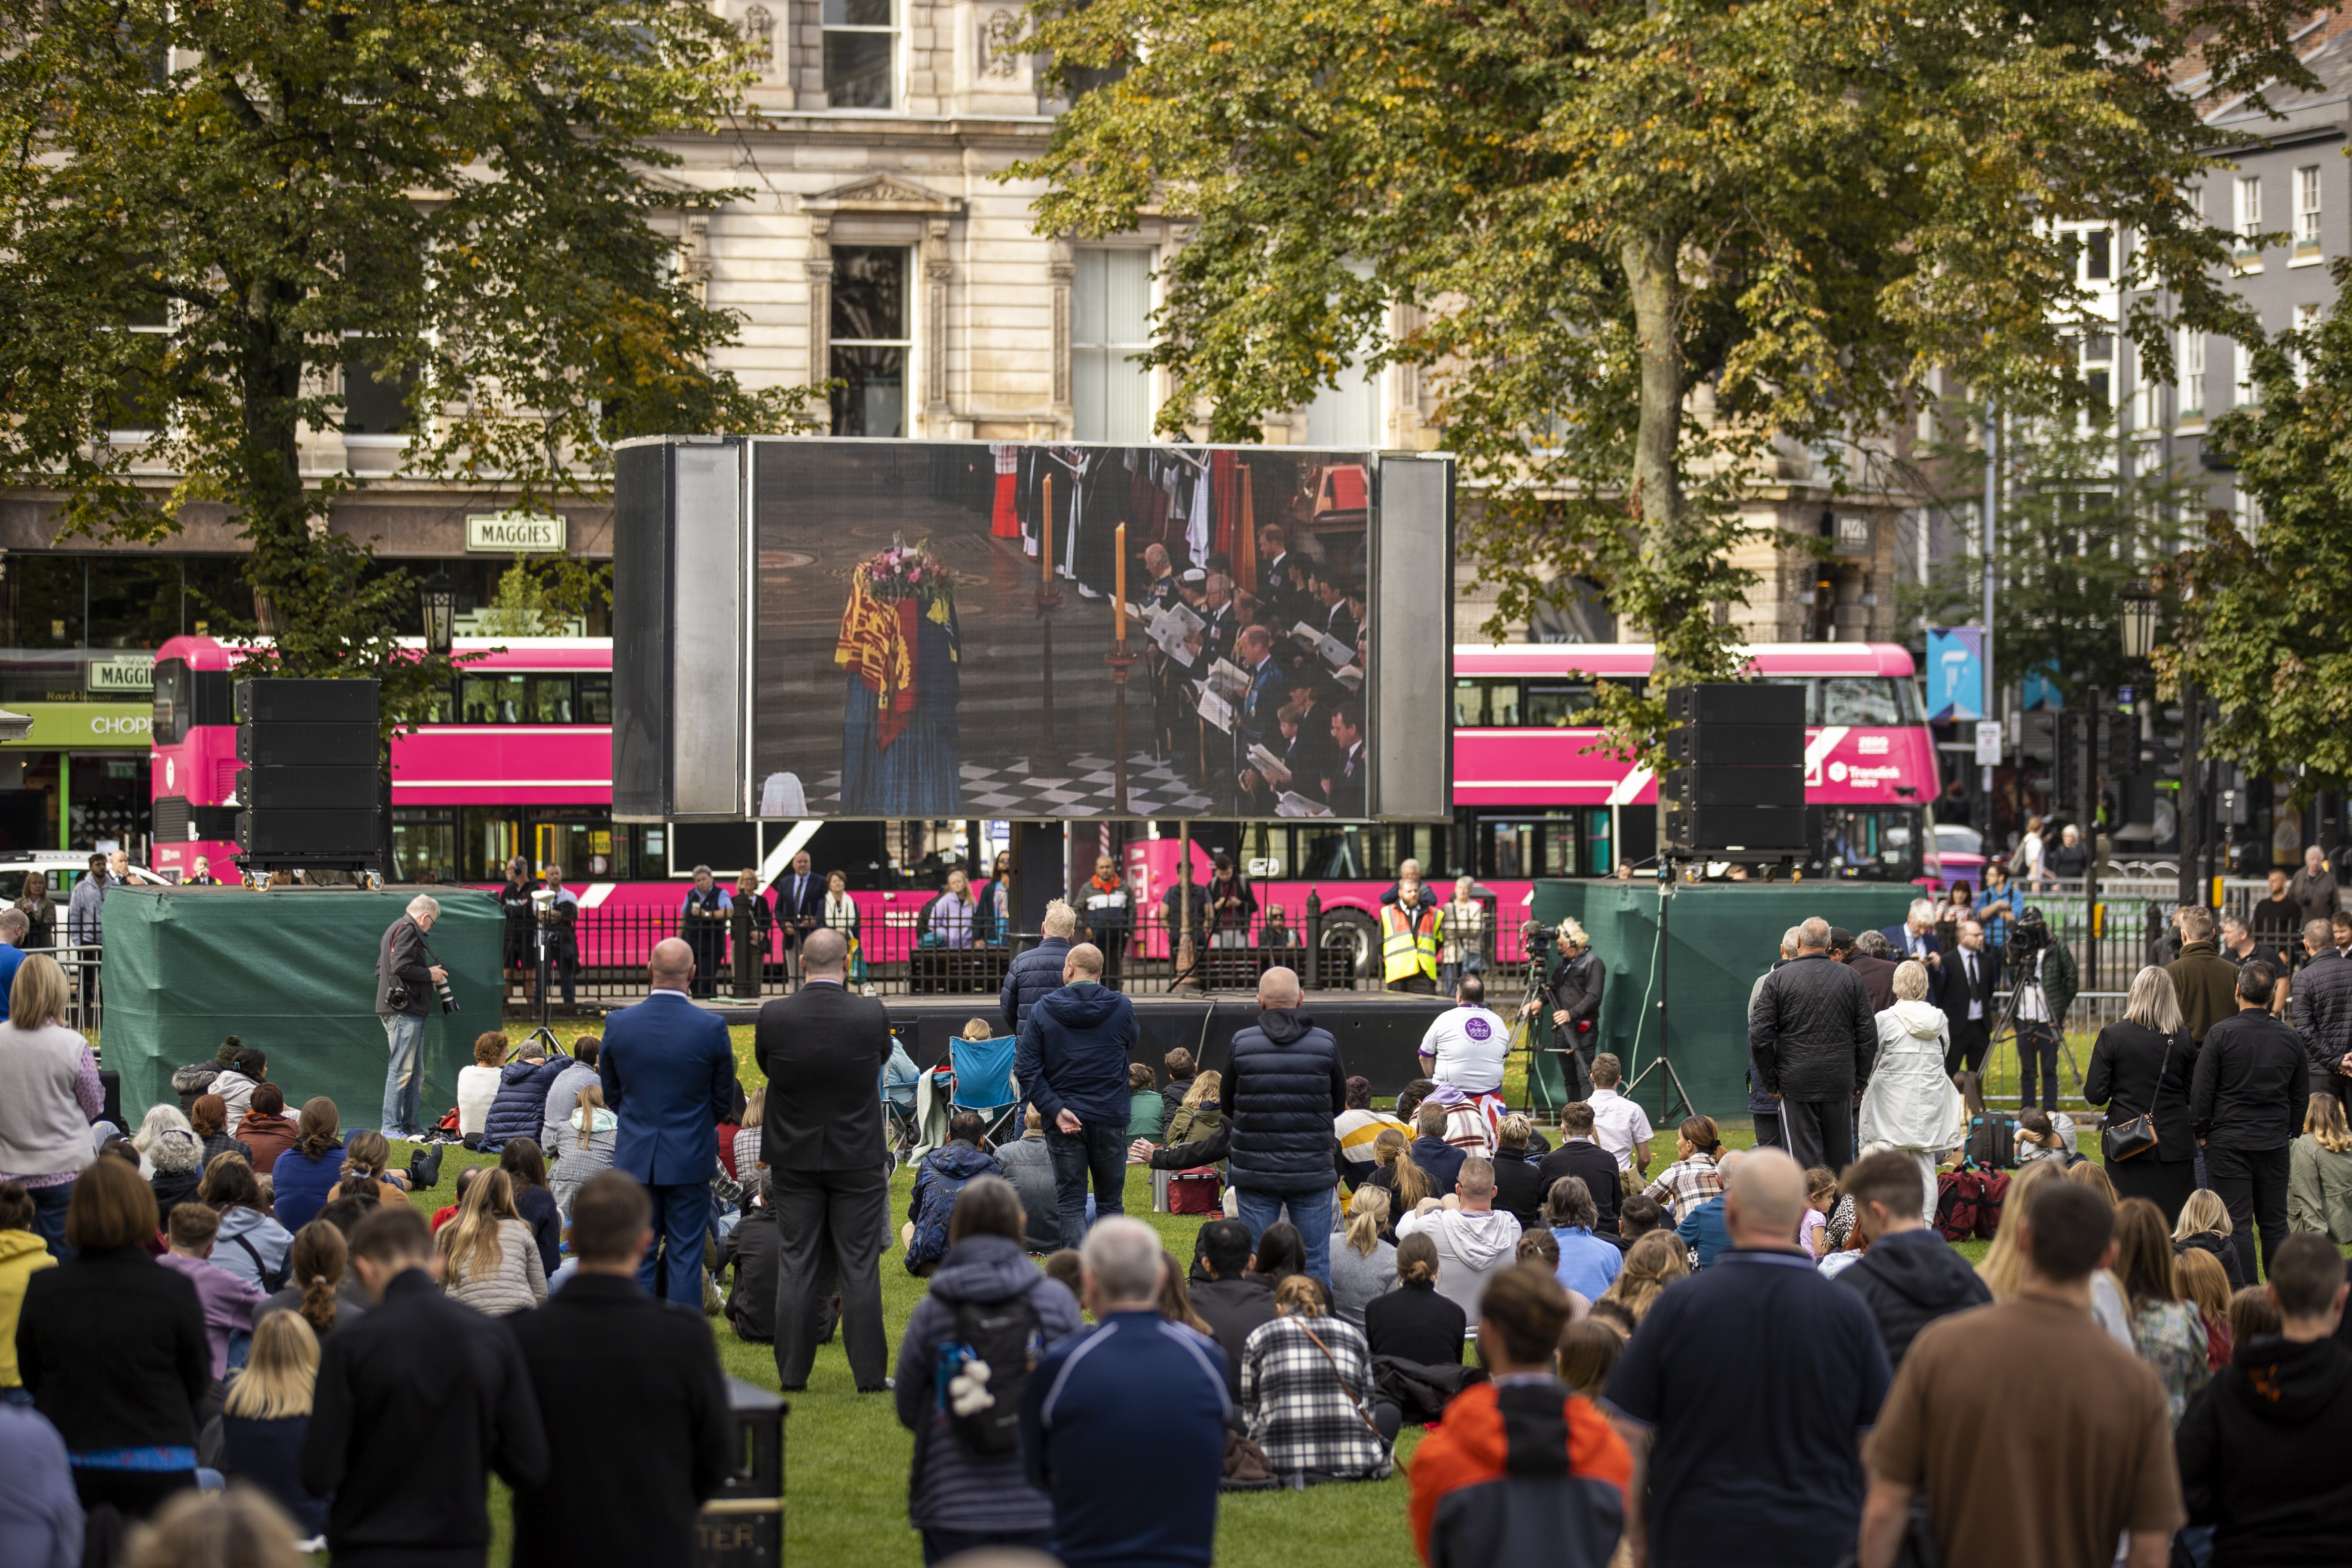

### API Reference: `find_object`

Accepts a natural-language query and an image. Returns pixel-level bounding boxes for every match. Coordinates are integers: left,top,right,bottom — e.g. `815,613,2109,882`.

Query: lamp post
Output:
2118,583,2158,663
2118,582,2198,908
420,568,457,655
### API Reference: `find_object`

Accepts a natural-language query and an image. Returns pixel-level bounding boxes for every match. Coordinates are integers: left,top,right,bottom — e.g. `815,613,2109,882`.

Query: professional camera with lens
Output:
1522,921,1560,948
2009,906,2050,960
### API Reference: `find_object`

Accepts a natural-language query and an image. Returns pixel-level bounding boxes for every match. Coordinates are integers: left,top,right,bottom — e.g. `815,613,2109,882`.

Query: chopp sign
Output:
1,702,154,749
465,512,567,554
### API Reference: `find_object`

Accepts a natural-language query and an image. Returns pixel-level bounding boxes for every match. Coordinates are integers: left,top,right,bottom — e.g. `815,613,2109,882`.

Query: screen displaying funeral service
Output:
610,437,1452,824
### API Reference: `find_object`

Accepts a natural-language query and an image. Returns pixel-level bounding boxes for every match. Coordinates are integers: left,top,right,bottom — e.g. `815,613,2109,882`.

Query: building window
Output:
106,300,171,435
1072,248,1153,442
2081,332,2113,410
2233,340,2257,407
2180,328,2205,418
2082,228,2113,281
342,339,416,436
2236,176,2263,255
829,246,909,436
2294,301,2321,386
2233,488,2263,543
821,0,896,110
2133,357,2161,432
2298,165,2322,251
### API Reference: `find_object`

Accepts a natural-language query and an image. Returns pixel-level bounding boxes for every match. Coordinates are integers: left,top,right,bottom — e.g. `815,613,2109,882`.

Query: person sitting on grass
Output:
1241,1273,1395,1482
258,1220,367,1339
548,1085,619,1222
189,1093,253,1173
235,1084,300,1178
902,1111,1005,1278
270,1099,345,1234
436,1168,547,1317
893,1176,1084,1563
219,1311,331,1547
200,1155,292,1295
1363,1232,1465,1369
498,1138,564,1279
327,1130,408,1209
1186,1218,1274,1394
456,1032,506,1144
1546,1176,1623,1302
157,1200,268,1401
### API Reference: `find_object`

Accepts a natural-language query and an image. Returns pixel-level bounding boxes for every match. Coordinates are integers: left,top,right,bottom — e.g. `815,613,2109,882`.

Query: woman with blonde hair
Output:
2085,965,2199,1222
2171,1187,2244,1288
436,1167,547,1316
1164,1069,1223,1146
2288,1090,2352,1241
735,1085,767,1176
1858,960,1965,1220
219,1311,330,1544
549,1083,618,1219
1328,1185,1396,1326
1596,1230,1688,1327
0,951,98,1254
2171,1247,2233,1373
1979,1161,2135,1348
1241,1273,1393,1481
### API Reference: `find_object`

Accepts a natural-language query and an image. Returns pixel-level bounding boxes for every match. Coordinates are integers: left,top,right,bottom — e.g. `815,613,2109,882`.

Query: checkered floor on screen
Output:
806,755,1216,816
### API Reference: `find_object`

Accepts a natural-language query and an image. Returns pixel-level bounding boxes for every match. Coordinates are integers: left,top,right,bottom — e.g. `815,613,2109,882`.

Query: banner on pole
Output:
1925,627,1987,721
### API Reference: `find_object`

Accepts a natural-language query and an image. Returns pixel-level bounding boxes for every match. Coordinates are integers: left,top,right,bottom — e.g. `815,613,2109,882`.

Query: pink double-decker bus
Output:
149,635,1942,976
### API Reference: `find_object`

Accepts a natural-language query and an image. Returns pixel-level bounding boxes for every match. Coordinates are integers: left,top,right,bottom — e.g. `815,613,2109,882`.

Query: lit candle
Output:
1041,476,1054,588
1115,522,1127,645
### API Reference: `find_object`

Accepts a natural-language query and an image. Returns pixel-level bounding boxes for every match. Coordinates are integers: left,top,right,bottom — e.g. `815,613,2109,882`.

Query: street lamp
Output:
2119,583,2159,663
420,568,456,655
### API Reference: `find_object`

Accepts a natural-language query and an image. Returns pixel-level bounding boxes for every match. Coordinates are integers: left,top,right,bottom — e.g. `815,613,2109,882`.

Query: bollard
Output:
732,899,759,1001
695,1377,787,1566
1305,891,1323,989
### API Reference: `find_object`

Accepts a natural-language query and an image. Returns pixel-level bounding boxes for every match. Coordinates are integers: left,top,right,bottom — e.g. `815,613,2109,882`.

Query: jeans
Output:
1046,1121,1128,1250
2016,1022,2061,1110
380,1011,425,1136
1236,1186,1335,1284
26,1180,73,1260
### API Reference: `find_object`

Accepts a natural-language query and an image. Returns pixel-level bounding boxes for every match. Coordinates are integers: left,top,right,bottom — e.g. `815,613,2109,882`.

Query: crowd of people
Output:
9,870,2352,1568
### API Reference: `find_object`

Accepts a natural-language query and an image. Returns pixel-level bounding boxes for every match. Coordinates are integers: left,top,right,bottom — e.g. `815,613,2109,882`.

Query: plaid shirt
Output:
1641,1153,1724,1217
1240,1315,1392,1481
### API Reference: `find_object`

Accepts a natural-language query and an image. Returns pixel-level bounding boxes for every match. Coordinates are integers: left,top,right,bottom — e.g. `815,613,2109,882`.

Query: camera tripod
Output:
1982,950,2083,1107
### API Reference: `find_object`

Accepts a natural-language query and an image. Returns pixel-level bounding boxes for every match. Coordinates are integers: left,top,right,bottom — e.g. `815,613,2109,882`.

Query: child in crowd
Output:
431,1165,484,1232
0,1182,55,1402
1127,1061,1165,1143
219,1311,330,1546
1799,1167,1838,1258
1160,1047,1199,1129
1558,1318,1624,1396
2017,1109,2075,1166
2172,1247,2233,1372
155,1203,267,1390
2227,1283,2280,1346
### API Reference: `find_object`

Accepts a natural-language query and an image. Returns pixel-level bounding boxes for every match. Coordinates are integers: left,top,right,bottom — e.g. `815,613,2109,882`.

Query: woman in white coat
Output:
1859,959,1966,1219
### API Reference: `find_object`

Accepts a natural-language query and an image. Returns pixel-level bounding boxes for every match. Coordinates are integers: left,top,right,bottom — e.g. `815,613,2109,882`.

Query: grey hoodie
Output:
1395,1204,1522,1323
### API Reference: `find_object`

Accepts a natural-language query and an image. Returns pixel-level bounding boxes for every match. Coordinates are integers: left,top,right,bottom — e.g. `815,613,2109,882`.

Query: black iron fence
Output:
509,894,1530,1009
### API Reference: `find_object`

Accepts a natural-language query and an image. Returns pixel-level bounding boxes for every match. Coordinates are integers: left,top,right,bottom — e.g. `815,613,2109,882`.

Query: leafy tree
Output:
2163,278,2352,797
1017,0,2308,757
1901,408,2195,704
478,555,614,639
0,0,813,734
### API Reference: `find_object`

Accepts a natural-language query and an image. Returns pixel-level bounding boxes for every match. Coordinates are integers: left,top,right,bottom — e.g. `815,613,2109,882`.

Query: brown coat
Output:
2168,941,2243,1045
234,1110,300,1176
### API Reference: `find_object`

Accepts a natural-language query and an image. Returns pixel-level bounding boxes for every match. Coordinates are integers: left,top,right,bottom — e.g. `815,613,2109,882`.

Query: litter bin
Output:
694,1376,788,1566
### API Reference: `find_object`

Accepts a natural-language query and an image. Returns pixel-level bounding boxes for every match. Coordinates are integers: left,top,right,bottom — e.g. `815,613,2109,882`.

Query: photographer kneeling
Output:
376,894,449,1139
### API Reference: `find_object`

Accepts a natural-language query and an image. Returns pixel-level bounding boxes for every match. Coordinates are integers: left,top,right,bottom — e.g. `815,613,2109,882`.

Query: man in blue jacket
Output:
599,939,737,1306
1020,1217,1228,1568
1223,965,1349,1282
1015,943,1139,1250
1001,900,1077,1035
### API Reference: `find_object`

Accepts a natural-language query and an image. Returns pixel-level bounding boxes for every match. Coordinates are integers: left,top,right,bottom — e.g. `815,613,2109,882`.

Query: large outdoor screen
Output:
611,437,1452,823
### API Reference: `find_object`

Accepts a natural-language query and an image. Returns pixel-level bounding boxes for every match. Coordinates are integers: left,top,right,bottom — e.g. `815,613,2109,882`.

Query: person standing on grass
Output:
1018,1217,1228,1568
754,926,894,1394
1748,917,1877,1177
2192,960,2311,1283
301,1205,549,1568
1220,965,1348,1282
509,1172,731,1568
1603,1149,1890,1568
894,1177,1084,1565
1859,1181,2184,1568
599,938,735,1308
1014,943,1139,1251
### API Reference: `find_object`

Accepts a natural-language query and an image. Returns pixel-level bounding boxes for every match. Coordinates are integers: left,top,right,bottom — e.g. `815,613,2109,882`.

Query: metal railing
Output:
1983,875,2286,995
509,895,1528,1009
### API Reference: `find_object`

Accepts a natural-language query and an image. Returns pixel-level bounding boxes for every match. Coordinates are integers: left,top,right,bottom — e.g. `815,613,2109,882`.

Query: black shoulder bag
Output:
2101,1032,2173,1163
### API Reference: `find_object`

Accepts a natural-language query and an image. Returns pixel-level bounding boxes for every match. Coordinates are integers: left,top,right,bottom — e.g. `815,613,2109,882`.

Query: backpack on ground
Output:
1972,1170,2010,1240
1963,1115,2016,1172
1933,1172,1981,1243
1168,1165,1222,1216
937,1296,1043,1456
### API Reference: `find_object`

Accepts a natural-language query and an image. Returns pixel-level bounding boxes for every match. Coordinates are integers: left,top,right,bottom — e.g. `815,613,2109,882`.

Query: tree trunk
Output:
1622,226,1697,682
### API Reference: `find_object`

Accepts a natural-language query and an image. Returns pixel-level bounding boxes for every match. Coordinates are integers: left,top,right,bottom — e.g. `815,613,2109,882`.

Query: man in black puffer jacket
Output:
1001,901,1078,1035
1833,1151,1990,1365
1223,965,1348,1284
1749,916,1877,1176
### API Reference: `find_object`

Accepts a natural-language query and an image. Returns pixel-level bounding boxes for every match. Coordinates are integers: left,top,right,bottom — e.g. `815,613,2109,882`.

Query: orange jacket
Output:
1408,1380,1632,1566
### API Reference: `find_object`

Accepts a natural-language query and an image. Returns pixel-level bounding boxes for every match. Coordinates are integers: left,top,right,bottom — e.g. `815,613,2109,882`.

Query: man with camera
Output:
2008,908,2078,1113
1521,919,1604,1099
375,894,448,1139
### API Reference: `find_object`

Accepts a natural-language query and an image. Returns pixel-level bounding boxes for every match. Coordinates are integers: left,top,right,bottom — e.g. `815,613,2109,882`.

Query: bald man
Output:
1603,1149,1893,1568
1222,965,1348,1281
1017,942,1142,1250
599,938,738,1306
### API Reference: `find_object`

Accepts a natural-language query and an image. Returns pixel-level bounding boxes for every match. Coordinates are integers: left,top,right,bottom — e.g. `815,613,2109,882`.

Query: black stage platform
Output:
700,992,1458,1098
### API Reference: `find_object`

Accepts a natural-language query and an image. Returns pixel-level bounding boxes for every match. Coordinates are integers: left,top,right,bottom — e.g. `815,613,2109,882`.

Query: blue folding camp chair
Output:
949,1033,1023,1148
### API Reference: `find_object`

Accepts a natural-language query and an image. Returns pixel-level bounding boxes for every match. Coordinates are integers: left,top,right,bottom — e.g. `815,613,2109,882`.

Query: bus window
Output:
1810,806,1922,880
461,674,526,724
525,675,574,723
1485,681,1519,726
578,674,613,725
1581,808,1613,876
1753,676,1815,723
391,811,456,883
1522,681,1594,728
1453,678,1518,726
1454,679,1485,727
1301,825,1370,879
152,658,191,745
1818,677,1908,727
1237,824,1287,879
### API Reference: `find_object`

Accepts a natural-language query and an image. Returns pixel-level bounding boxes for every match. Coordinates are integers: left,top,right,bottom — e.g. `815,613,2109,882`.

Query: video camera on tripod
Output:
2007,905,2051,961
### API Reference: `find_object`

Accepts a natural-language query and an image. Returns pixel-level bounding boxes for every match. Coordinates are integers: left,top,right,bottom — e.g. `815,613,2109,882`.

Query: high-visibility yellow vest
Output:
1381,903,1439,983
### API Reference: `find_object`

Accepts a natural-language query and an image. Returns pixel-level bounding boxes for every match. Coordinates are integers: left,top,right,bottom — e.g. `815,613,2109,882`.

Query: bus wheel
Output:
1317,907,1378,988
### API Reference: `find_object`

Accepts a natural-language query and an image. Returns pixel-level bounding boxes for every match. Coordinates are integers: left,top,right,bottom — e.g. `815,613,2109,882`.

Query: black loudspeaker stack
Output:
234,678,383,870
1659,683,1808,857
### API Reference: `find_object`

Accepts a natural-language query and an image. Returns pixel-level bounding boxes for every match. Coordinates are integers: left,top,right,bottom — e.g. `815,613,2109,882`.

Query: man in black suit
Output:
1938,919,2001,1075
302,1207,551,1565
753,926,894,1393
767,848,827,989
1323,701,1367,818
510,1172,731,1568
1257,524,1296,623
1536,1101,1623,1239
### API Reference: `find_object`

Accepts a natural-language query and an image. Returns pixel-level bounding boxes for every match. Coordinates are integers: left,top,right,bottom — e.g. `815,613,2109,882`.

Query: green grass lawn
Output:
373,1020,2053,1565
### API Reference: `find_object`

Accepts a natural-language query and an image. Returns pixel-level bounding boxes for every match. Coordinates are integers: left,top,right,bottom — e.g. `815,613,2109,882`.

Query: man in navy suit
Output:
599,938,737,1307
1878,897,1945,973
767,848,827,989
